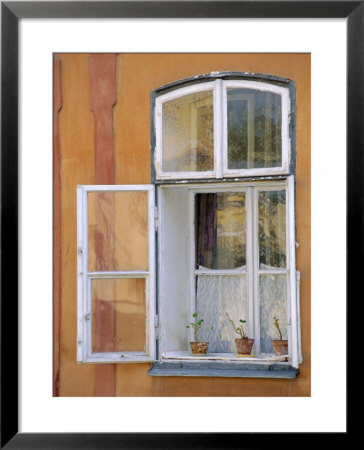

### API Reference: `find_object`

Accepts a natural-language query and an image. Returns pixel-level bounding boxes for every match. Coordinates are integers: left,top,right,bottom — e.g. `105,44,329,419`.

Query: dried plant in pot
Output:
226,313,254,355
271,316,288,356
186,313,213,355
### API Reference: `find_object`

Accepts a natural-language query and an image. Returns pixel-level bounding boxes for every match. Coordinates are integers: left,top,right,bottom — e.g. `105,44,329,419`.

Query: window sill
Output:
161,350,289,363
148,352,299,378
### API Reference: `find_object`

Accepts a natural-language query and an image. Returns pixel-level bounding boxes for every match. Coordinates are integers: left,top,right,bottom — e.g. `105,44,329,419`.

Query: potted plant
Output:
186,312,212,355
272,315,288,355
226,312,254,355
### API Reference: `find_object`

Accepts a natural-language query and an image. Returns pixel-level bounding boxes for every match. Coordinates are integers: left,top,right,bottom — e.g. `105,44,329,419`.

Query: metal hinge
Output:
85,313,91,321
154,206,159,231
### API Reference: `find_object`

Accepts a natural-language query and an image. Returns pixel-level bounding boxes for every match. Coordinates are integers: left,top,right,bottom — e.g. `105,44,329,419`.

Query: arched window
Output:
152,72,294,180
77,72,301,378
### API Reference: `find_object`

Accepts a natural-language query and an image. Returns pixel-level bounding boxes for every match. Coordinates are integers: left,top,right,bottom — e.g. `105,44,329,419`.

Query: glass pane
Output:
195,192,246,270
162,91,214,172
258,190,286,269
88,191,149,272
259,274,287,353
227,88,282,169
196,274,247,352
92,278,146,353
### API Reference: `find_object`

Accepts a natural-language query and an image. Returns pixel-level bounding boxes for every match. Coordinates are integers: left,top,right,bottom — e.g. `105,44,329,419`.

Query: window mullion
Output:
246,187,256,351
214,79,223,178
287,175,299,368
189,189,196,334
252,186,262,356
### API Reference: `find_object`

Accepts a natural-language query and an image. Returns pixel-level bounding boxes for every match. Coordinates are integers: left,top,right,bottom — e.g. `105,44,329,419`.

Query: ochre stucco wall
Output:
54,53,310,397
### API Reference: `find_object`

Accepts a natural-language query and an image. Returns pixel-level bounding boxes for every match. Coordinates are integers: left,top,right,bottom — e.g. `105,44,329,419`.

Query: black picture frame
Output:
1,1,355,448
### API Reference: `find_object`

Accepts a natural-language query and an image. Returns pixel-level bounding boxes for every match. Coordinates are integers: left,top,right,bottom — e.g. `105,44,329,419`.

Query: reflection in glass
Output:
162,91,214,172
227,88,282,169
92,278,146,353
196,274,247,352
88,191,149,272
195,192,246,270
259,274,287,353
258,190,286,269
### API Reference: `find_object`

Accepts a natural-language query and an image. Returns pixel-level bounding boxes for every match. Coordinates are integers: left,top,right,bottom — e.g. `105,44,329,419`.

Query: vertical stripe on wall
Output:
89,54,117,396
53,55,62,397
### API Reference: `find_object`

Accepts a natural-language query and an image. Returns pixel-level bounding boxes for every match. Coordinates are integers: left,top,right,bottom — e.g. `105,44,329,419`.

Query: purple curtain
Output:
196,193,217,269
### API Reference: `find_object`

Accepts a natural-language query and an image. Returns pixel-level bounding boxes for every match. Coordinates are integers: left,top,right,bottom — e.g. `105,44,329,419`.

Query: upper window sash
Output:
154,78,291,181
155,81,219,180
222,80,290,177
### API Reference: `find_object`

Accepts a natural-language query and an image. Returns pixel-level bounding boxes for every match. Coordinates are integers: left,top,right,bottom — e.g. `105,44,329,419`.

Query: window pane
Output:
88,191,149,272
259,274,287,353
227,88,282,169
195,192,246,270
162,91,214,172
258,190,286,269
196,274,247,352
92,278,146,353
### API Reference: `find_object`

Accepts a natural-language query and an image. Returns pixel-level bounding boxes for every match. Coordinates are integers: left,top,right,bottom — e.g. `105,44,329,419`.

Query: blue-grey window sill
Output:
148,360,299,379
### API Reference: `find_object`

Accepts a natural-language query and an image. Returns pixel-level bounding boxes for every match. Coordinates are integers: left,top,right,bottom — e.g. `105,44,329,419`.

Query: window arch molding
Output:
151,71,296,182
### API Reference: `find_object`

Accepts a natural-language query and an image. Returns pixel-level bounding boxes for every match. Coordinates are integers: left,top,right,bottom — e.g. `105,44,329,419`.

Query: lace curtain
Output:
259,275,287,353
195,192,247,352
196,274,247,352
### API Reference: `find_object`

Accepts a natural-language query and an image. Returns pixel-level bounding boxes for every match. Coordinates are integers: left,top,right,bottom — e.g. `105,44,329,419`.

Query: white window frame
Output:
76,184,156,363
76,76,301,370
182,176,300,368
154,81,220,180
76,180,301,368
154,79,290,180
222,80,290,177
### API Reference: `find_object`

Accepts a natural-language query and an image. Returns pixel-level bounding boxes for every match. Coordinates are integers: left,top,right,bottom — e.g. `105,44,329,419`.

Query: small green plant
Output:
226,312,248,339
273,315,283,340
186,313,212,342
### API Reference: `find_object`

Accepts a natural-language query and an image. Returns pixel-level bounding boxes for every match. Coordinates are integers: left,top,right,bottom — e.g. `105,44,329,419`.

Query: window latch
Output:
154,206,159,231
155,314,160,339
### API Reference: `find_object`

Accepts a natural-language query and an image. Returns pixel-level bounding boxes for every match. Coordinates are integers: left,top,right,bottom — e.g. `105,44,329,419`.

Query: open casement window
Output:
156,176,302,372
154,75,291,180
77,185,156,363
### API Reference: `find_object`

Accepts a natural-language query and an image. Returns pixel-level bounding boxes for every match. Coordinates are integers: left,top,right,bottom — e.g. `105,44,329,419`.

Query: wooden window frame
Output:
222,80,290,177
76,74,301,371
76,181,301,369
154,78,291,181
157,176,301,368
154,81,219,180
76,185,156,363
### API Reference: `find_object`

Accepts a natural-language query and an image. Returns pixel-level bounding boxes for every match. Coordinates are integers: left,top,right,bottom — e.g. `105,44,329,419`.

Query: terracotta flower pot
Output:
235,338,254,355
190,341,209,354
272,339,288,356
